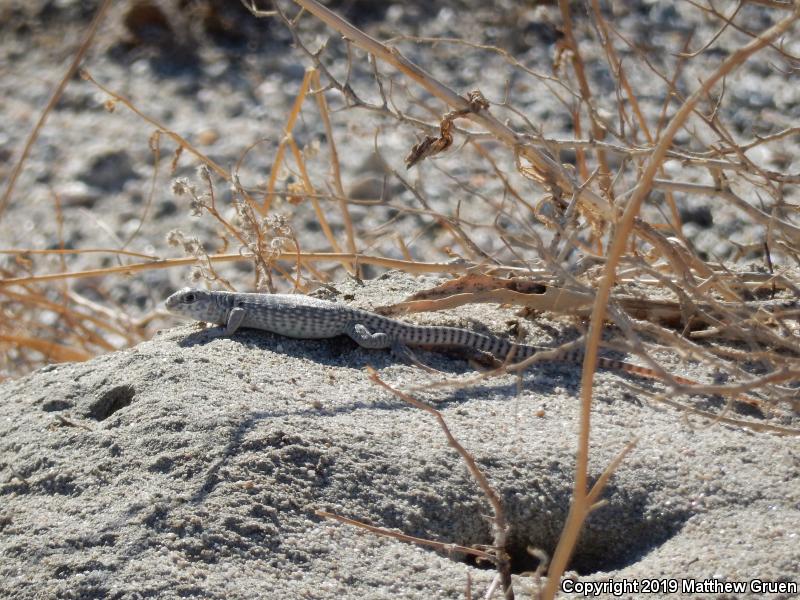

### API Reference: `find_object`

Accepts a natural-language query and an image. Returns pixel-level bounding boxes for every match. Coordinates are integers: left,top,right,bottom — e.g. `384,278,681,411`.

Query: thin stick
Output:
285,136,346,258
315,510,494,561
644,390,800,437
557,0,613,194
265,68,314,213
0,248,159,260
588,0,684,234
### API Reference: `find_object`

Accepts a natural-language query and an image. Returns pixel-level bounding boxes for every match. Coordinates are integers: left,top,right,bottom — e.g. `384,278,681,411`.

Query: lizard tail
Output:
586,355,764,412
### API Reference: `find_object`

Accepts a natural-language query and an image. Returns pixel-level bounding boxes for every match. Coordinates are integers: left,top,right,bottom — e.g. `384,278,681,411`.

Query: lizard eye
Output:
184,292,196,303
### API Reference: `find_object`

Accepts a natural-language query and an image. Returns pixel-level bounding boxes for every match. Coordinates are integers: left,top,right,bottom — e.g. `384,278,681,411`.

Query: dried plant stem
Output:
314,510,494,561
557,0,613,193
0,251,527,288
2,289,131,344
265,68,313,213
309,69,357,258
260,68,355,275
286,0,615,222
543,8,800,598
644,391,800,436
588,0,684,233
0,333,91,363
284,136,345,258
284,0,716,286
0,248,159,260
653,179,800,242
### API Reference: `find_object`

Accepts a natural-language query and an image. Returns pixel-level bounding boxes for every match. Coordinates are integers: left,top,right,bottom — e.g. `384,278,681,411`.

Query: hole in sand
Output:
448,485,690,576
87,385,136,421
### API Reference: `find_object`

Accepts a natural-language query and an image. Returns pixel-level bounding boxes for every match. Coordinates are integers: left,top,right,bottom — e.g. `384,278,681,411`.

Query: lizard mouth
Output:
164,292,180,310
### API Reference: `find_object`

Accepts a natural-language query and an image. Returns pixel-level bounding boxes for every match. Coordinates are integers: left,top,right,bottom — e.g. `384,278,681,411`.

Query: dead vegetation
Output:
1,0,799,597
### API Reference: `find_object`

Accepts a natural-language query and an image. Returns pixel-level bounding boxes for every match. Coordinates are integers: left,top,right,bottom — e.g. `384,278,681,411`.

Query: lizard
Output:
164,287,763,411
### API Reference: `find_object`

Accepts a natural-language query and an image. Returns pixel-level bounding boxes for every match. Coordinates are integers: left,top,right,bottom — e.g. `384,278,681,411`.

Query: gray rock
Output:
77,150,139,192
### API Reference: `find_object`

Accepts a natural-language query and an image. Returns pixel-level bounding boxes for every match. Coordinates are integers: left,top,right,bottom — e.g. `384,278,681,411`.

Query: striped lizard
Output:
164,287,747,402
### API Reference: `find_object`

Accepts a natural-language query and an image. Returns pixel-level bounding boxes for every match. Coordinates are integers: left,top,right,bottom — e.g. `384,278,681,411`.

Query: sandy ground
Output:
1,274,798,599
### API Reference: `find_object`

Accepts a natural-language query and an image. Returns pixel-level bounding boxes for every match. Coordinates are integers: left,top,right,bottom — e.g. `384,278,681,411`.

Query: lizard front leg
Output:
224,306,247,335
198,306,247,338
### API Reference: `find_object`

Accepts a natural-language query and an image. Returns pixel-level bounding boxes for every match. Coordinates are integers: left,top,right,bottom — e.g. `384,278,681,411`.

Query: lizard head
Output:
165,287,225,323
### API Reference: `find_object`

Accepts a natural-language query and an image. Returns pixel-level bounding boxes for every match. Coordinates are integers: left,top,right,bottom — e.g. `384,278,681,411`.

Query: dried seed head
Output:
171,178,190,196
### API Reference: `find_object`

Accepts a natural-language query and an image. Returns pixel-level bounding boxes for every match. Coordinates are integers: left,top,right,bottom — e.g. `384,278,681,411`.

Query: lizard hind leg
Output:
345,322,393,349
345,323,441,373
344,322,443,373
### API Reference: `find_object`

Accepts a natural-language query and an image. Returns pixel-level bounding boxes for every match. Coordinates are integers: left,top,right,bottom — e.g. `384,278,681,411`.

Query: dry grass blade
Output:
309,69,358,259
0,252,496,289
